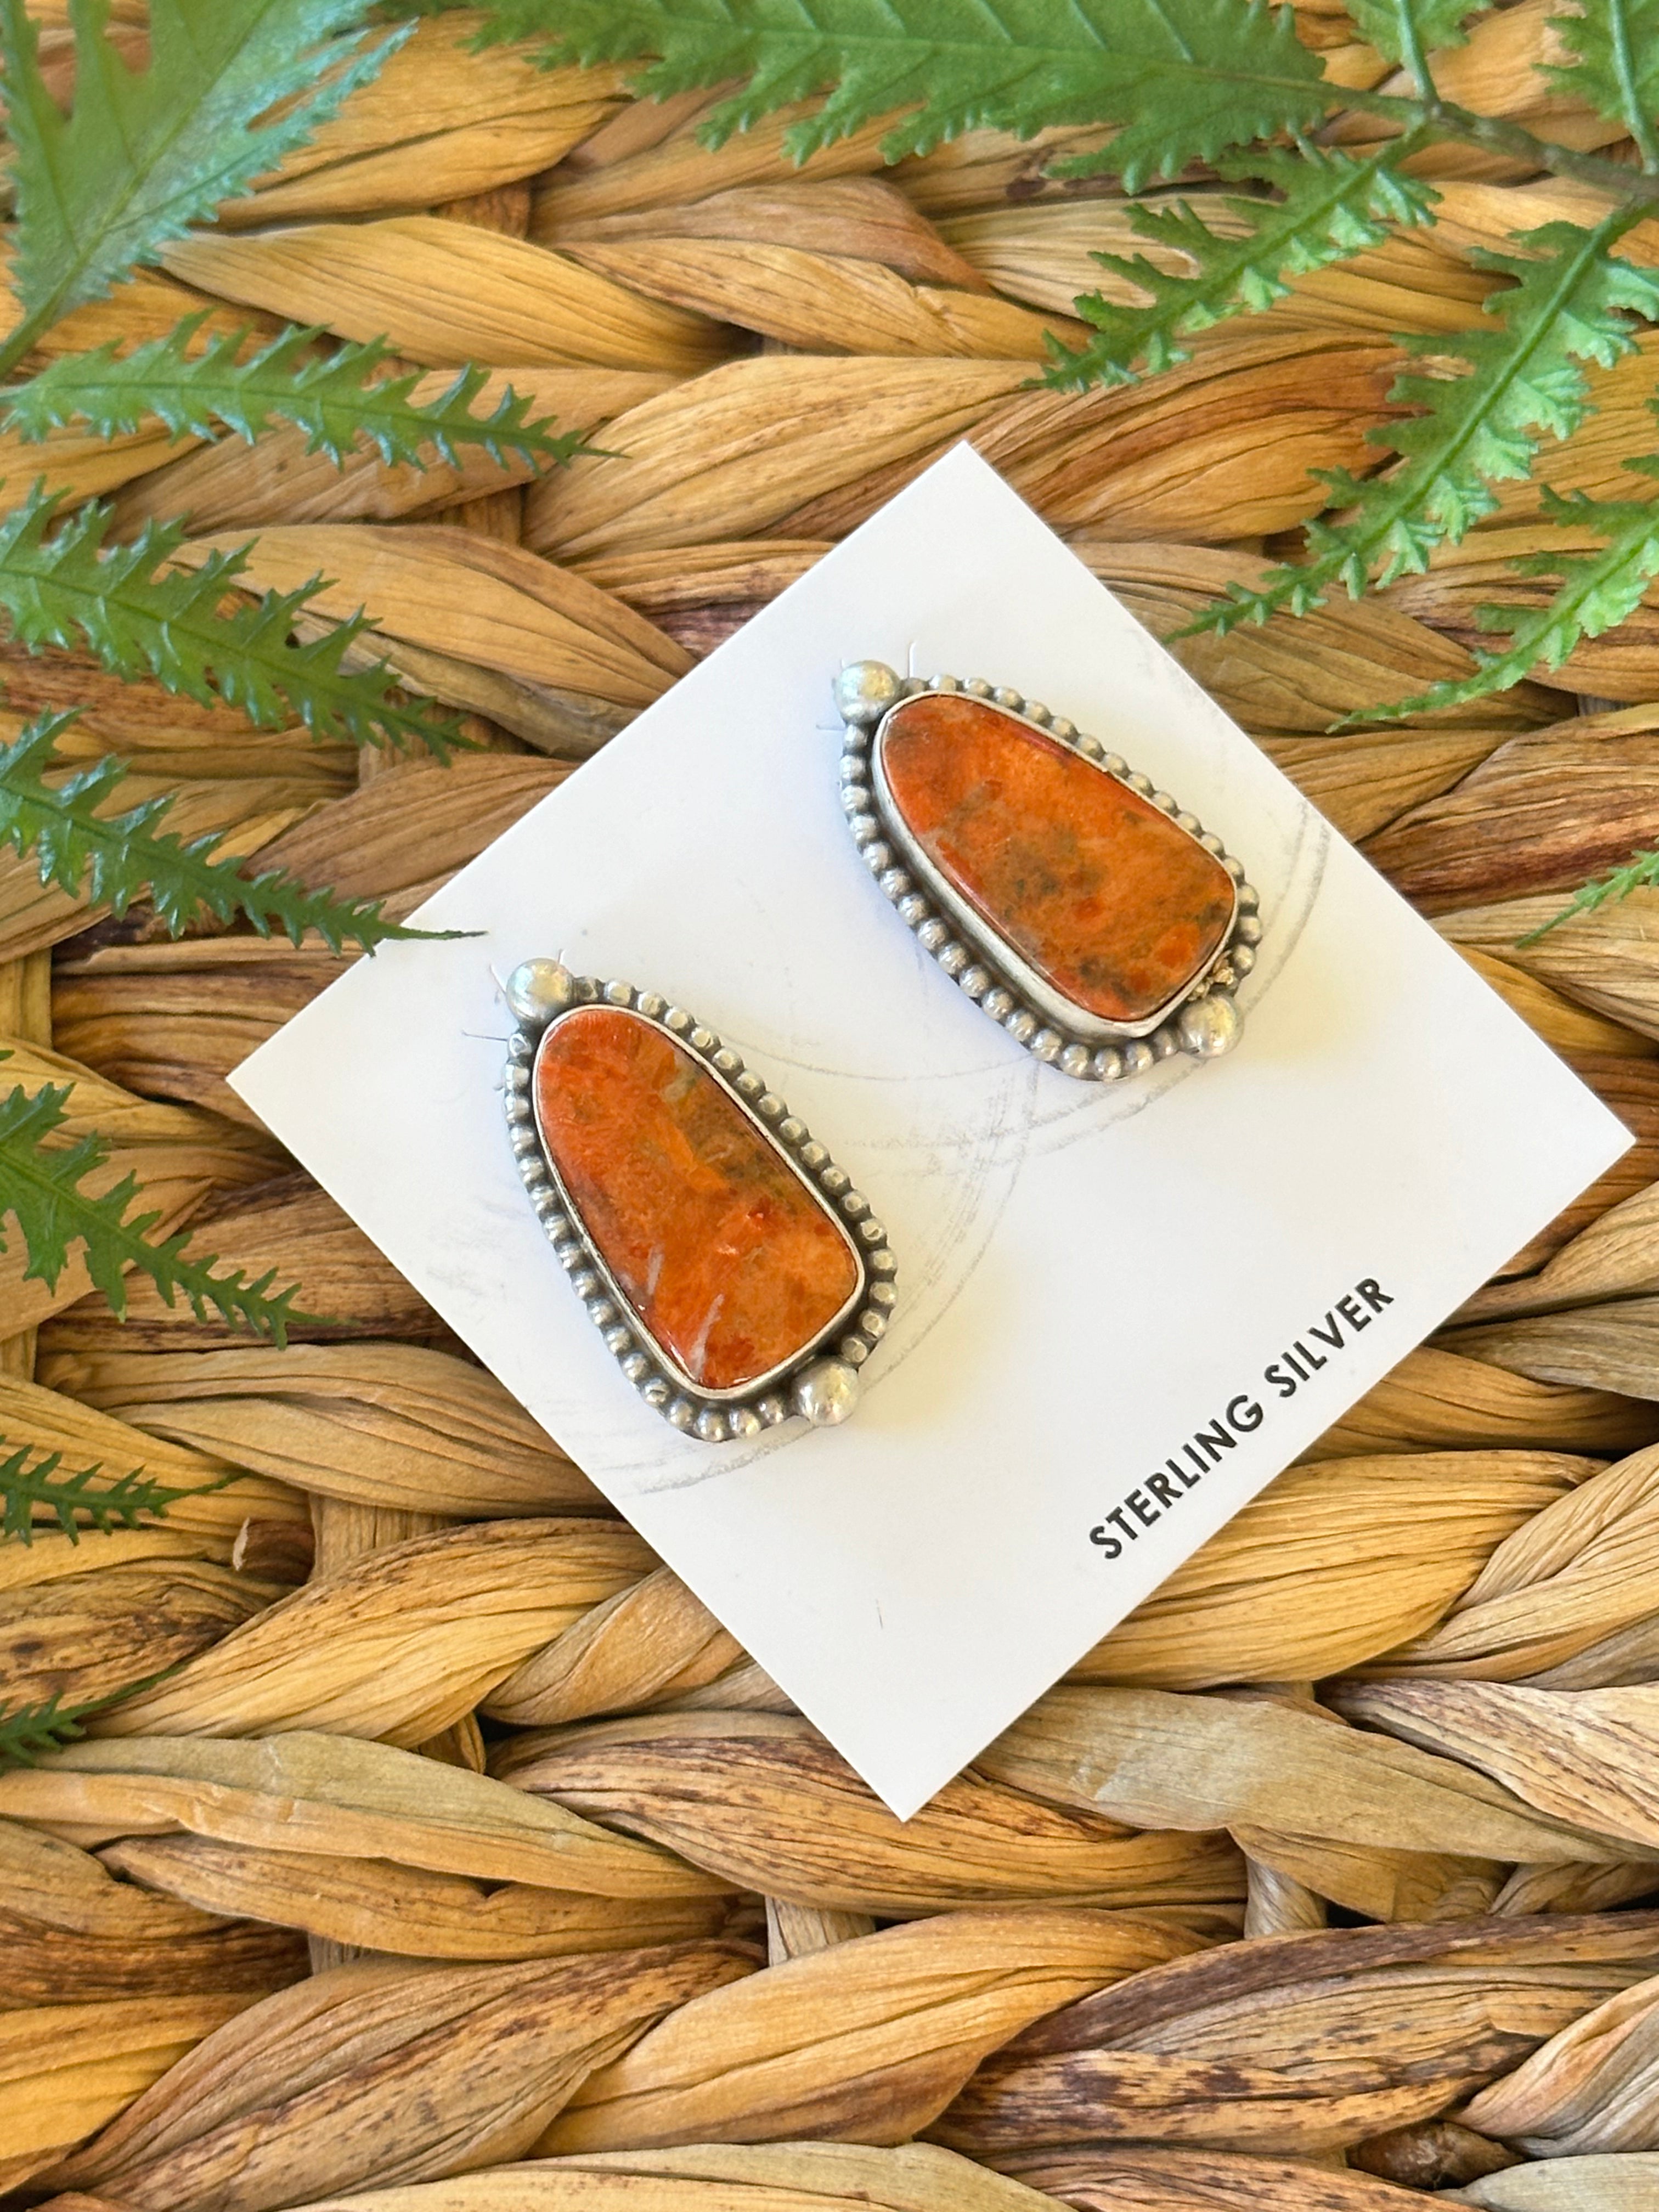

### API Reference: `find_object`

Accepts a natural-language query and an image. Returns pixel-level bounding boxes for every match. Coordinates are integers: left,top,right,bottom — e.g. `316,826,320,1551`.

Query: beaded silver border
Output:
504,972,898,1442
837,667,1262,1079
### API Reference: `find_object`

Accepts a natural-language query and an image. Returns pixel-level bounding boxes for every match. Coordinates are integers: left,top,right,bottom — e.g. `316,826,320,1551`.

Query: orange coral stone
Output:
534,1007,859,1393
878,694,1236,1027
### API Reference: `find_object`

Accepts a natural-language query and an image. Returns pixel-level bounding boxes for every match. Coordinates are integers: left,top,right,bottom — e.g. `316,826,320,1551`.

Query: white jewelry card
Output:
232,445,1630,1818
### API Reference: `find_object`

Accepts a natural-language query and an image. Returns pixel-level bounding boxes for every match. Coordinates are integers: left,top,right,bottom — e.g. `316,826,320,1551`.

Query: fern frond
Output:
1546,0,1659,171
0,1440,225,1545
0,1664,185,1767
1192,211,1659,636
1048,146,1437,390
1341,0,1486,70
4,318,592,472
0,0,407,347
0,485,460,757
1521,845,1659,944
452,0,1335,190
0,1691,97,1767
0,709,466,952
1338,476,1659,723
0,1066,315,1343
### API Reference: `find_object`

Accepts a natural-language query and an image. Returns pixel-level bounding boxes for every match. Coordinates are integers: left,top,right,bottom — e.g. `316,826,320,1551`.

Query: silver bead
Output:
505,958,575,1031
834,659,902,727
917,918,949,951
602,979,634,1007
1030,1025,1063,1061
793,1358,860,1426
1093,1046,1125,1081
966,676,992,698
695,1406,729,1443
636,992,666,1021
993,686,1024,710
983,987,1015,1022
1005,1008,1037,1045
1177,991,1242,1059
1231,943,1257,977
727,1406,763,1440
959,964,990,998
1236,914,1263,945
938,943,969,978
757,1393,789,1426
1122,1041,1155,1077
1059,1043,1092,1079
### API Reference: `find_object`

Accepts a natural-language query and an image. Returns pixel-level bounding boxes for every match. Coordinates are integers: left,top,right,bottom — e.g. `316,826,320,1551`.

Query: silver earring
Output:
833,662,1260,1078
503,961,896,1442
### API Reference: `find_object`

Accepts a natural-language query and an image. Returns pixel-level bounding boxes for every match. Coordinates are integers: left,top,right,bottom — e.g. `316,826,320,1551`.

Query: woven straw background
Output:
9,4,1659,2207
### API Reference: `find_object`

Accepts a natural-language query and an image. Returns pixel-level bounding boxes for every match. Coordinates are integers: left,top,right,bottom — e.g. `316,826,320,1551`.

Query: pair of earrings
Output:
502,663,1260,1442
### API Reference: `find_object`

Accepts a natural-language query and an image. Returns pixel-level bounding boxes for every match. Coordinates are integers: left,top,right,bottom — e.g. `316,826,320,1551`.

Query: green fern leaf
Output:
0,485,460,757
0,709,470,952
0,1664,186,1767
1340,0,1486,69
1192,212,1659,636
1546,0,1659,168
4,318,592,472
0,1691,98,1767
0,1438,225,1545
0,0,407,349
453,0,1335,191
1338,474,1659,722
1520,845,1659,944
1049,146,1437,390
0,1065,315,1342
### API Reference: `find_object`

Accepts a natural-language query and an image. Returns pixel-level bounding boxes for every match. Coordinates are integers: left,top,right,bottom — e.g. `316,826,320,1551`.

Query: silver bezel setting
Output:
837,668,1262,1080
504,972,897,1442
